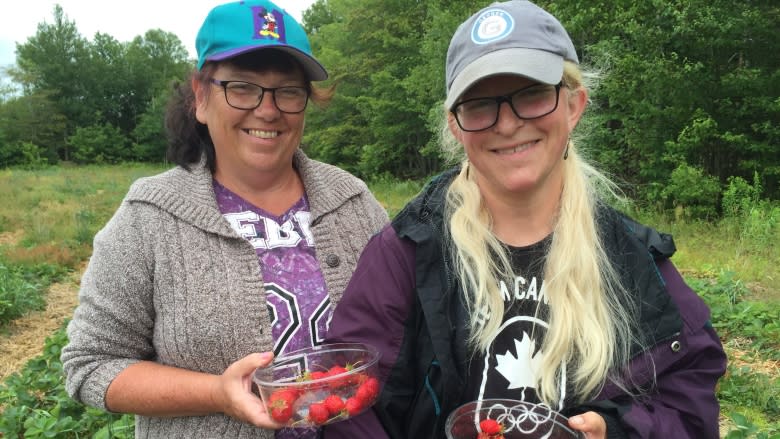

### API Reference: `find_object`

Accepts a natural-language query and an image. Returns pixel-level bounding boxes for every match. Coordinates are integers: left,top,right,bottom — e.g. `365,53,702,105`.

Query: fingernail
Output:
571,416,584,425
259,352,273,361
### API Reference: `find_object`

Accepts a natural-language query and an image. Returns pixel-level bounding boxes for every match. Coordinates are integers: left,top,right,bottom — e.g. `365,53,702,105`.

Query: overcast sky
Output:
0,1,317,68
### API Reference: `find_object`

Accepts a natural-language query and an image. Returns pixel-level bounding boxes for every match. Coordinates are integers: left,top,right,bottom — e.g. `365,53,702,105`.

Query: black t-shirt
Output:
465,236,571,409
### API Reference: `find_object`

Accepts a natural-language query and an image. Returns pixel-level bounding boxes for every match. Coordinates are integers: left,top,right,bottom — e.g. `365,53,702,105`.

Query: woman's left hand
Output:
215,352,282,428
568,411,606,439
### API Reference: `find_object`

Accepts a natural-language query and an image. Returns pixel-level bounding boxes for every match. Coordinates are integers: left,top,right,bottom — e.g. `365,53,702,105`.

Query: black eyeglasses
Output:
451,82,563,132
210,79,310,113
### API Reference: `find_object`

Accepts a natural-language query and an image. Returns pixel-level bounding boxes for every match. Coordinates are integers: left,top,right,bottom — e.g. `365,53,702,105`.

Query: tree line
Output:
1,0,778,215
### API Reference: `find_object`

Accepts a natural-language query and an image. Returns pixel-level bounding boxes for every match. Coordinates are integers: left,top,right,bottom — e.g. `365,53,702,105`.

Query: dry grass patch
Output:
0,230,23,247
0,264,82,382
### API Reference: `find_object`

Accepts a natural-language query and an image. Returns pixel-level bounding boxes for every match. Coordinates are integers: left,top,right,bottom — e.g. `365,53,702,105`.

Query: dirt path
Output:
0,264,81,382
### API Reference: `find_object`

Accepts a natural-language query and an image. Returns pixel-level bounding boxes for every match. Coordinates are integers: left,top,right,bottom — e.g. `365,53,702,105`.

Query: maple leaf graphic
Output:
495,332,543,389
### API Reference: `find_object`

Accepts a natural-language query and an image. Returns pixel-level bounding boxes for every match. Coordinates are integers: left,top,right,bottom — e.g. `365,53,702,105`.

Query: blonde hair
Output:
442,62,638,406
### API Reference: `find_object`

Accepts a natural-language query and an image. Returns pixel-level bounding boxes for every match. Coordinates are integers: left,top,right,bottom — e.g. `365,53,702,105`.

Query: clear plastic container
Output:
253,342,381,427
445,399,585,439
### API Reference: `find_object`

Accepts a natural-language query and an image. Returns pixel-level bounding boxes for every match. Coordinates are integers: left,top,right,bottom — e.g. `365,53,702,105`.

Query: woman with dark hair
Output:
61,1,387,438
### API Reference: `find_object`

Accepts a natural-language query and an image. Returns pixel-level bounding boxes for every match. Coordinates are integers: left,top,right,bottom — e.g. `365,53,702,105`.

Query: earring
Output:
563,139,570,160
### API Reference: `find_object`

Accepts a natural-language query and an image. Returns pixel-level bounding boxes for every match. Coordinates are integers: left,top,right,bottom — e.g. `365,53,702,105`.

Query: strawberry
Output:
308,402,331,425
323,394,346,415
267,388,298,423
344,396,364,416
326,365,351,389
479,418,502,434
307,370,328,381
355,376,380,404
270,404,293,423
301,370,328,391
327,365,349,376
269,388,299,404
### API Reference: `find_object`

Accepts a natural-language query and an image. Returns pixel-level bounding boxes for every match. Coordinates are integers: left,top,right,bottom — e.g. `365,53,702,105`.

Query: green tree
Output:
131,89,174,162
302,0,479,178
546,0,780,200
85,32,134,133
68,123,129,164
0,91,66,165
8,6,191,165
13,4,91,147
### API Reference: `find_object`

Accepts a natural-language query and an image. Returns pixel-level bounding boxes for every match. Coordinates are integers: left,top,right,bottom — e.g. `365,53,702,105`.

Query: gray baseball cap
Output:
445,0,578,109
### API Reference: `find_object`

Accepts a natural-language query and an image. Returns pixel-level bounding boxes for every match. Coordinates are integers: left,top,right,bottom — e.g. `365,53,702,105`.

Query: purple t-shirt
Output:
214,180,329,438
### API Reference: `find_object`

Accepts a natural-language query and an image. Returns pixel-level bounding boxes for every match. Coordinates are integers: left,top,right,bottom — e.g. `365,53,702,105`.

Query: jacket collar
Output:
391,168,682,362
123,149,366,238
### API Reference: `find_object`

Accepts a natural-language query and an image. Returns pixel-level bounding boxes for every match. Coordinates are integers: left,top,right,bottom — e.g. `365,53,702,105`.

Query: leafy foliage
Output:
691,271,780,357
0,326,134,438
552,0,780,200
68,123,129,164
4,5,190,165
690,271,780,436
0,261,66,326
2,0,778,206
659,163,722,220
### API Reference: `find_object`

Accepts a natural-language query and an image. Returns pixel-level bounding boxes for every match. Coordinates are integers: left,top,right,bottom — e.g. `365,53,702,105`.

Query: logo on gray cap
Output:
471,9,514,45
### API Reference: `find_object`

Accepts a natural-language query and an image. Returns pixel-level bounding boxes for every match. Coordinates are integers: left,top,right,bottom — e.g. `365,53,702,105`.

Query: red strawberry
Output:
301,370,329,391
328,365,349,376
270,404,293,423
351,372,367,383
269,388,299,404
479,418,502,435
355,377,380,404
323,394,346,415
308,402,331,425
267,389,298,423
308,370,328,381
326,365,350,389
344,396,364,416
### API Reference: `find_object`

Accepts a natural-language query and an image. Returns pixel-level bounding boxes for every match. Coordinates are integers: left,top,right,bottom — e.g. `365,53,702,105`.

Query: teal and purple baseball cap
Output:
196,0,328,80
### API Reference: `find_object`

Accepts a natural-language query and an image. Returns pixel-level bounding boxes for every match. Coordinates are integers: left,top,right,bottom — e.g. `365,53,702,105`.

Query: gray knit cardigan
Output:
61,150,389,438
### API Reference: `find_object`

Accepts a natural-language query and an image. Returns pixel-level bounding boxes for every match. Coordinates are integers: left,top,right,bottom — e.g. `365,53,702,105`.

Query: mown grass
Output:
641,216,780,298
0,164,170,268
0,164,778,437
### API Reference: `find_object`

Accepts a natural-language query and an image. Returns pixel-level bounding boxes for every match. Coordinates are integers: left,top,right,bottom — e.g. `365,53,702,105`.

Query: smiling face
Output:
194,58,307,188
449,74,587,202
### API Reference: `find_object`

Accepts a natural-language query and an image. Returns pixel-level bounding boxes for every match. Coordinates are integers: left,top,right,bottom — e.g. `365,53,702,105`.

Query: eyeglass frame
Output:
210,79,310,114
450,82,564,132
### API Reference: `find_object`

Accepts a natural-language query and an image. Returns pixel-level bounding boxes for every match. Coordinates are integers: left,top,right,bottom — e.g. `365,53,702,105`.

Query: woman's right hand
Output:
568,412,606,439
214,352,282,428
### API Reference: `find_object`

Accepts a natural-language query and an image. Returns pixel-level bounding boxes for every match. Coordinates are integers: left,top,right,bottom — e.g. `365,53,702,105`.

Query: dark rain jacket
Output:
324,169,726,439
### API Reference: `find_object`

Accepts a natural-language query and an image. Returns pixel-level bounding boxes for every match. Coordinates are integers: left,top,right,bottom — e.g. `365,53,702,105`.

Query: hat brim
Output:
206,45,328,81
445,48,563,109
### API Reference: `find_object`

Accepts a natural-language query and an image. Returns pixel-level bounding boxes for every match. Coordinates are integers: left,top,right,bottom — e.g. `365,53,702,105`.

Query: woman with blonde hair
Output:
324,1,725,438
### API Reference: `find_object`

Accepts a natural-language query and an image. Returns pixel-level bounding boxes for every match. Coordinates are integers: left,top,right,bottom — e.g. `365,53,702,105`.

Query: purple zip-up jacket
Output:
324,170,726,439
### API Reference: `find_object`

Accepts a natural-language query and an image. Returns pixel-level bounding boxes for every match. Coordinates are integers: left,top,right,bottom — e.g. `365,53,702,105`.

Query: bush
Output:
0,141,49,169
721,173,779,252
661,163,721,220
0,262,46,325
723,174,761,219
67,124,129,165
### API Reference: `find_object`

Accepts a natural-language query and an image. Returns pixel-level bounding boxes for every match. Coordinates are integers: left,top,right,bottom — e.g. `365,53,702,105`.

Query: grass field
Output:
0,164,778,437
